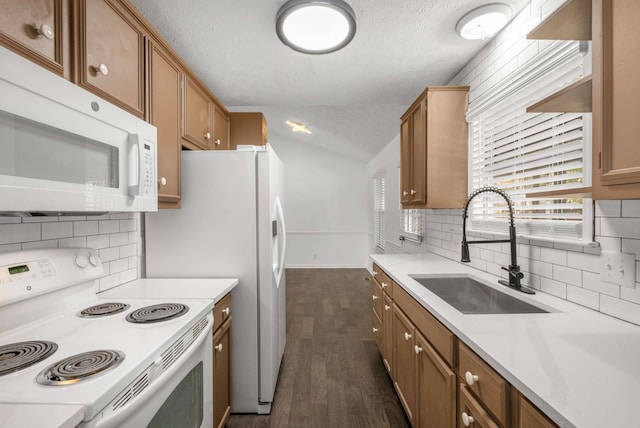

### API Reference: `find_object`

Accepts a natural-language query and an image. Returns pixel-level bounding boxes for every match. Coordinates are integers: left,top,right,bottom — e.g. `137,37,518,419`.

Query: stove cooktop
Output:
0,296,213,421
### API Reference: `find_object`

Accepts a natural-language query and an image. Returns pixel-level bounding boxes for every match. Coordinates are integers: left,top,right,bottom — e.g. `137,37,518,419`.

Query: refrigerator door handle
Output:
273,196,286,287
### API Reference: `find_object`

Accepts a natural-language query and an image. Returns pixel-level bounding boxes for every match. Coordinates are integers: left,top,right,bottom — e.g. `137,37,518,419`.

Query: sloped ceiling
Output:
131,0,529,162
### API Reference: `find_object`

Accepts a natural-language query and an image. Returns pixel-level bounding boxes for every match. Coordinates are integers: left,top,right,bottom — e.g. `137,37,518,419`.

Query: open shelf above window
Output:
527,0,592,41
526,75,592,113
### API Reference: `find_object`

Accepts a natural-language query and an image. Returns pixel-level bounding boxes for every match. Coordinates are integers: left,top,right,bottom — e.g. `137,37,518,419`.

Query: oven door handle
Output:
85,314,213,428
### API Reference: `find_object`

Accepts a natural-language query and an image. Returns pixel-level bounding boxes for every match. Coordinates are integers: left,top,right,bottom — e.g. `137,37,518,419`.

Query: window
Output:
373,170,386,253
400,208,423,242
467,41,592,242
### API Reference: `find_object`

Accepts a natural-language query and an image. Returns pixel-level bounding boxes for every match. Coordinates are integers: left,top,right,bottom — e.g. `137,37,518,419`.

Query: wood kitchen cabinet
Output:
415,331,456,428
212,104,230,150
400,86,469,209
0,0,70,78
373,263,558,428
392,304,417,425
512,392,558,428
147,39,182,208
182,76,212,150
212,292,232,428
372,264,393,375
73,0,145,118
229,112,268,149
592,0,640,199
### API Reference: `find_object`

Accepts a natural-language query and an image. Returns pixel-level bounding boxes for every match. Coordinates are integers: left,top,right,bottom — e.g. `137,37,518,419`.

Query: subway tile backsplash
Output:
0,213,143,292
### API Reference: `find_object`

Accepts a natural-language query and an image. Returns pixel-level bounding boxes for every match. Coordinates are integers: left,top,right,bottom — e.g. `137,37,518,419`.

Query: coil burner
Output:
37,349,124,386
0,341,58,376
126,303,189,324
79,302,130,318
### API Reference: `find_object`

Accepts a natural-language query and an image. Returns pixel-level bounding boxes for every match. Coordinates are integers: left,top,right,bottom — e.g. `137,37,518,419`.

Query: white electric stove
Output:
0,248,215,428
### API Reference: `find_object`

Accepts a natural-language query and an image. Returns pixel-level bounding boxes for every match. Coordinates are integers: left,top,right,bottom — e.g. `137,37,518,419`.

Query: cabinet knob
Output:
159,177,167,186
404,332,412,341
414,345,423,354
93,63,109,76
204,132,211,140
214,138,221,146
381,282,388,288
410,189,417,195
222,307,230,316
215,343,223,352
36,23,54,40
465,371,479,386
461,412,475,427
372,327,379,334
384,304,391,311
403,190,408,196
372,271,378,276
372,295,378,301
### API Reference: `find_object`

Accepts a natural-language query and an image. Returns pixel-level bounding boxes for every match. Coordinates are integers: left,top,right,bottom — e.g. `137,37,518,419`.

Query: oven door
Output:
81,320,213,428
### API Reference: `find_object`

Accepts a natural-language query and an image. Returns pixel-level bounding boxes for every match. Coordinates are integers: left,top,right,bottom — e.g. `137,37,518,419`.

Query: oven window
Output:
148,362,203,428
0,109,119,188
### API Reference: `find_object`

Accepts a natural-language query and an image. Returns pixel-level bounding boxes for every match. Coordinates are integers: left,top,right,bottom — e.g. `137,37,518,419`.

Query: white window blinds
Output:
373,170,386,252
468,41,591,241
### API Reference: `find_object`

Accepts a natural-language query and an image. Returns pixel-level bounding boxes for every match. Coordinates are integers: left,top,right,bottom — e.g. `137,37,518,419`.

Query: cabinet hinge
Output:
598,152,602,169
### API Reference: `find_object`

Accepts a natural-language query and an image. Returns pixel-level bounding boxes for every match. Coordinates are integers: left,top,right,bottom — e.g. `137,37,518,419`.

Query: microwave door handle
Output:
128,134,142,196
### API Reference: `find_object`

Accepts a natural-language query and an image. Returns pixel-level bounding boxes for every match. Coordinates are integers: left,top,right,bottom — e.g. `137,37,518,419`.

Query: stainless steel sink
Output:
410,276,549,314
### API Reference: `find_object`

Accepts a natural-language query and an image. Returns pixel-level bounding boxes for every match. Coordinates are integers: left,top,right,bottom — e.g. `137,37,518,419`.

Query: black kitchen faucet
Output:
461,186,535,295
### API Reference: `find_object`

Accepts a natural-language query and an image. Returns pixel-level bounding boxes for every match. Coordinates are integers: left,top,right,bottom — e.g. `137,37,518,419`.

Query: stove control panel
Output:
0,247,104,306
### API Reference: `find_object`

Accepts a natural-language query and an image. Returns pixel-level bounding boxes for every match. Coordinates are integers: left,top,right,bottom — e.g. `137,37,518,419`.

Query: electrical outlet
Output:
600,251,636,288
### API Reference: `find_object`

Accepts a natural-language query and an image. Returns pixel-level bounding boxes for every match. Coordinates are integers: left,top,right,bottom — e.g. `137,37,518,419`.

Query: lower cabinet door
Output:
416,332,456,428
393,305,416,424
382,293,393,376
213,321,231,428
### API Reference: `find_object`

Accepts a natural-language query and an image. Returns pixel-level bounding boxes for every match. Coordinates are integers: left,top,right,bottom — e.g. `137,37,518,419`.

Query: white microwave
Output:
0,46,157,215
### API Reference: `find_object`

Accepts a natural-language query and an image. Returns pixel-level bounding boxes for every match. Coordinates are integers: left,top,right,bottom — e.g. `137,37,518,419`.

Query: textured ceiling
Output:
131,0,529,162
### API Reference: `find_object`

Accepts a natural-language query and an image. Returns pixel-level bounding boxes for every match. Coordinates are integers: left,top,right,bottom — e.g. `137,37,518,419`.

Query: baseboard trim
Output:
286,264,367,269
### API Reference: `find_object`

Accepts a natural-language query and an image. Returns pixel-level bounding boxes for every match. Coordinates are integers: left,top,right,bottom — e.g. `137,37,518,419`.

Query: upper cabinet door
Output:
75,0,145,118
148,39,182,207
400,118,412,205
410,100,427,205
212,104,230,150
0,0,68,77
593,0,640,198
182,76,212,150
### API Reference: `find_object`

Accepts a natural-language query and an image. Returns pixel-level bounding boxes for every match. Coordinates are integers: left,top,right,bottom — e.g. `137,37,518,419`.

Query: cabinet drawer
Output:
213,292,232,333
392,281,456,366
458,342,509,427
372,280,383,320
459,385,500,428
372,263,393,298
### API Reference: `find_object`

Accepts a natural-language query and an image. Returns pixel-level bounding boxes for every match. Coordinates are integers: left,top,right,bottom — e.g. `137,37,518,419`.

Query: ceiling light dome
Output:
276,0,356,54
456,3,512,40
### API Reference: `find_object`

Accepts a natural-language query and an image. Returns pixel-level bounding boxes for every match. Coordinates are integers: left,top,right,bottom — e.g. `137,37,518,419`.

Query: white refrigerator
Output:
145,146,286,414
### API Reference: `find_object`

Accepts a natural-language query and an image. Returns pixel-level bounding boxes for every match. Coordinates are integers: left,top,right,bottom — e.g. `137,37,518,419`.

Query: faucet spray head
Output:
461,241,470,263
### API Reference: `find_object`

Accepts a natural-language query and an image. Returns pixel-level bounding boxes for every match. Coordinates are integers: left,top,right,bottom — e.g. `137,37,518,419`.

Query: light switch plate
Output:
600,251,636,288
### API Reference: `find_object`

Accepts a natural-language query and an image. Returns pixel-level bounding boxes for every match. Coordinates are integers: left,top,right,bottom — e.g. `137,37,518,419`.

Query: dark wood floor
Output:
226,268,410,428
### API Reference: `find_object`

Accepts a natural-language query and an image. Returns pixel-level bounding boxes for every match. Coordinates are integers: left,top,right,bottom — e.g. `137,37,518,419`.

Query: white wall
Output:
367,0,640,326
270,137,369,268
0,213,143,291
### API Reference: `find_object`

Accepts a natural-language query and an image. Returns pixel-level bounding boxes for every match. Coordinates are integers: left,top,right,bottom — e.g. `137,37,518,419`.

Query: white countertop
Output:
0,404,84,428
371,252,640,428
98,278,238,302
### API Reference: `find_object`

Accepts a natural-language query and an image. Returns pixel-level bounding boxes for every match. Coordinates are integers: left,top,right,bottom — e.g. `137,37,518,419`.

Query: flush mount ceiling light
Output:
456,3,512,40
276,0,356,54
286,120,312,134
